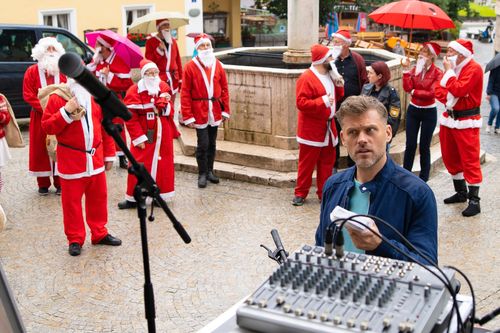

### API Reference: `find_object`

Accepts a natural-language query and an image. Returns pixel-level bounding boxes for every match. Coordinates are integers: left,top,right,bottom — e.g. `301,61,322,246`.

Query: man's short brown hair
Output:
336,95,388,126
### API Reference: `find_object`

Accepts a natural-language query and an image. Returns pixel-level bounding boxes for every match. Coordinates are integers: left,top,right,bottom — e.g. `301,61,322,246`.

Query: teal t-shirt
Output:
343,179,370,254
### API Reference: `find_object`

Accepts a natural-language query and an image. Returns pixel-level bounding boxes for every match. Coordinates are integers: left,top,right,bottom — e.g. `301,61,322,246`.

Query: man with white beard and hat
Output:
145,19,183,103
87,33,133,169
23,37,66,195
41,79,121,256
434,39,483,217
292,44,344,206
181,33,230,189
117,59,176,209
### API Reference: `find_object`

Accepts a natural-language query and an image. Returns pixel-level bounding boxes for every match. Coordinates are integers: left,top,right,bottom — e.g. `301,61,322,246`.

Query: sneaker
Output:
292,196,305,206
485,125,491,133
38,187,49,196
495,128,499,135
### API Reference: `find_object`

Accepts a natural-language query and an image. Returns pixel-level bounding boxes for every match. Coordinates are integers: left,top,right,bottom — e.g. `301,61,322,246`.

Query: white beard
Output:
415,57,426,76
161,30,172,44
92,47,103,64
39,54,60,77
68,79,91,111
143,76,161,96
198,49,215,67
331,46,342,60
328,61,342,81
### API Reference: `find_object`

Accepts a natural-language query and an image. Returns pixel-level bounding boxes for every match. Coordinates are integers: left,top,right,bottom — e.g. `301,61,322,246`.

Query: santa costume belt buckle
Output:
89,148,96,156
146,112,155,120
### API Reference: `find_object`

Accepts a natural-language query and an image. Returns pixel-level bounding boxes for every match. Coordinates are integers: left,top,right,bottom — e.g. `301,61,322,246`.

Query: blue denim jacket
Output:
315,157,438,265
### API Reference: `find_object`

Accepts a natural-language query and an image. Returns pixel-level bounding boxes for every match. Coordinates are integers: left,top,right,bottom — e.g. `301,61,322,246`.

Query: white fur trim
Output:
29,171,53,177
448,41,472,58
59,106,73,124
132,135,148,146
440,69,456,87
312,50,332,65
106,72,114,84
322,95,331,108
183,117,195,125
57,167,104,180
331,32,351,44
426,44,437,57
156,20,169,30
126,103,155,109
115,72,131,79
195,38,212,50
451,173,464,180
297,135,338,147
104,156,116,162
439,113,482,129
222,112,230,119
141,62,159,77
96,36,112,49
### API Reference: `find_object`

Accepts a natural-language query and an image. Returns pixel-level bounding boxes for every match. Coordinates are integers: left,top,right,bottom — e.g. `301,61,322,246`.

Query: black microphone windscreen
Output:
58,52,85,78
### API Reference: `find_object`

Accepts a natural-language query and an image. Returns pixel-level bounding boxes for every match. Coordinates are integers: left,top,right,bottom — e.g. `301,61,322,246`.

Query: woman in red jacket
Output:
402,42,443,182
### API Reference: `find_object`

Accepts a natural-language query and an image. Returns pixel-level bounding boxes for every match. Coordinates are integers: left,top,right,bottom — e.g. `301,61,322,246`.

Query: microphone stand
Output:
100,113,191,333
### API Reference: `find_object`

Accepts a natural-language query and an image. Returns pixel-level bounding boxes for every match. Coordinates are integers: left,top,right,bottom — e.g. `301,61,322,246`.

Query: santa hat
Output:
140,59,158,77
194,33,212,49
331,30,352,44
156,19,170,30
96,34,115,49
448,39,473,58
311,44,332,65
31,37,65,61
423,42,441,57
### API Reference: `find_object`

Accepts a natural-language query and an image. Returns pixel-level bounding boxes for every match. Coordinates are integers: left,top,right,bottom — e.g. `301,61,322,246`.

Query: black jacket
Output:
361,83,401,137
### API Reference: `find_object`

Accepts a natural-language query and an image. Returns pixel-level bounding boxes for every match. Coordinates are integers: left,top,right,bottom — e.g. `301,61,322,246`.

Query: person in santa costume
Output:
181,33,230,188
434,39,483,217
41,79,122,256
146,19,183,123
117,59,176,209
292,44,344,206
23,37,66,195
87,33,133,169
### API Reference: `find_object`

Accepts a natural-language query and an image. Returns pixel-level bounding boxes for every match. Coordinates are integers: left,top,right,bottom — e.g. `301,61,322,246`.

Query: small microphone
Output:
335,226,344,259
324,227,334,256
271,229,287,264
58,52,132,121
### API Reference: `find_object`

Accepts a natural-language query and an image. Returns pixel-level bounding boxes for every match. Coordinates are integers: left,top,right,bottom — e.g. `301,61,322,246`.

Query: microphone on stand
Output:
271,229,288,264
58,52,132,121
334,225,344,259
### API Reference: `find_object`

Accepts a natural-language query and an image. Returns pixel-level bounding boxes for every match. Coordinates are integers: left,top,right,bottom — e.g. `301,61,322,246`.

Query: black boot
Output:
198,174,207,188
444,179,468,204
207,170,220,184
462,186,481,217
119,155,128,169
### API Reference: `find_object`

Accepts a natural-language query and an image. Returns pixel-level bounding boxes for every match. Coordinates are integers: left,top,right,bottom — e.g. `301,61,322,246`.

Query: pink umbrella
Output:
85,30,143,68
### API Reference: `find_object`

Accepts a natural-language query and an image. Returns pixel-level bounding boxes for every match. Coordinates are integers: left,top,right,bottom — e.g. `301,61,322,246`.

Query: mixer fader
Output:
237,245,456,333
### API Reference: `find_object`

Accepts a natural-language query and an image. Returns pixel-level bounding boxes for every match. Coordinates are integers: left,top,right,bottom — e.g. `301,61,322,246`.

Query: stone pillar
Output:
283,0,319,64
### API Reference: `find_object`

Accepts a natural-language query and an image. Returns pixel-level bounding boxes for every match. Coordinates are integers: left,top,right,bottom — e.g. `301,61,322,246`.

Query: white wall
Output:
184,0,204,57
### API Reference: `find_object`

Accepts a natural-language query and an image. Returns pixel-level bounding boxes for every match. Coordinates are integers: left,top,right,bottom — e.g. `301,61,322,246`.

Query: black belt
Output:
58,141,101,156
192,96,225,111
446,107,480,120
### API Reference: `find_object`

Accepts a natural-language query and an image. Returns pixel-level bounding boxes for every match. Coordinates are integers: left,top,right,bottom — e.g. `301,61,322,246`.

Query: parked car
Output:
0,24,93,118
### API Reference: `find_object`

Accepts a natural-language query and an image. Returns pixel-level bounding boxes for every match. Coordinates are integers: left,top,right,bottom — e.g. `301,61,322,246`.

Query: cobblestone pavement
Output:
0,40,498,332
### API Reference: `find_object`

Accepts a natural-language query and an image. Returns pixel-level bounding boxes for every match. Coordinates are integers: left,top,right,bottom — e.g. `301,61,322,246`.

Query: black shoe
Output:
207,171,220,184
117,200,137,210
292,196,305,206
38,187,49,196
462,199,481,217
55,187,62,196
443,179,468,204
94,234,122,246
198,174,207,188
119,156,128,169
68,243,81,256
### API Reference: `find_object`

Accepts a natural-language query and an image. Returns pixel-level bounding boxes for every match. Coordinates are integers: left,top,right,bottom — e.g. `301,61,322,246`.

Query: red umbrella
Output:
85,30,144,68
368,0,455,43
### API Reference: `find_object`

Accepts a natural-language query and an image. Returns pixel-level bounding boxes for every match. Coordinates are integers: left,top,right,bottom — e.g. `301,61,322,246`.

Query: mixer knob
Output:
424,285,430,298
360,321,370,331
295,252,300,260
398,322,407,332
306,254,311,263
258,300,267,308
276,296,285,305
333,316,342,325
320,313,329,322
294,308,303,316
407,323,415,332
413,275,420,282
307,311,316,319
383,318,392,329
283,304,292,313
317,257,322,265
408,281,413,291
347,318,356,328
245,298,253,305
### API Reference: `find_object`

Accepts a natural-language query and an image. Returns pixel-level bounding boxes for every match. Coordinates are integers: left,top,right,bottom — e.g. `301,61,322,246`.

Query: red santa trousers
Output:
439,125,482,184
60,172,109,245
295,143,336,200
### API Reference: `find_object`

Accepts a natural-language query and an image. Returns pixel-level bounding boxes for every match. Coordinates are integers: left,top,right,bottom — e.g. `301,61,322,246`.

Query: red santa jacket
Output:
88,52,133,96
41,94,115,179
296,66,344,147
181,57,230,129
435,58,483,129
23,64,66,113
145,36,183,93
403,63,443,108
0,96,11,139
123,81,174,146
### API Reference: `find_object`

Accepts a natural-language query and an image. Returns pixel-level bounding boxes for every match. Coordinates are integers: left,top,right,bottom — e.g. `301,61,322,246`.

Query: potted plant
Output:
242,27,256,47
127,33,148,47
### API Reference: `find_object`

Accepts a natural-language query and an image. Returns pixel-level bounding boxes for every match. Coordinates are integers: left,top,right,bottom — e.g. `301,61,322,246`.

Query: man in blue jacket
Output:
315,95,438,265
